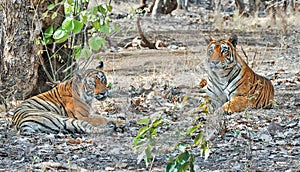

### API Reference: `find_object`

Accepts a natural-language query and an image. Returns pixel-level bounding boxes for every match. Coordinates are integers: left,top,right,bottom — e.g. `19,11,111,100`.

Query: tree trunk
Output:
0,0,71,102
235,0,248,17
0,0,40,100
249,0,257,16
151,0,177,17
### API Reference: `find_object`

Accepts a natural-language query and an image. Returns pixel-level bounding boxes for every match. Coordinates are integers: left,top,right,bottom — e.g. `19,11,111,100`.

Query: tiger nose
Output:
211,60,220,65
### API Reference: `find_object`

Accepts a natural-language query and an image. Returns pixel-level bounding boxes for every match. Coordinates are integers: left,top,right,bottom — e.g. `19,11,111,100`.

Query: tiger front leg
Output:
79,116,109,127
69,118,116,134
222,96,249,113
79,116,124,132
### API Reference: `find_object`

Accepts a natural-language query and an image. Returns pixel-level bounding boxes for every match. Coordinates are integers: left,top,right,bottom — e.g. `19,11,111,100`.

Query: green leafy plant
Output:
166,122,210,172
133,94,211,171
44,0,113,54
37,0,119,82
166,143,195,172
132,116,163,167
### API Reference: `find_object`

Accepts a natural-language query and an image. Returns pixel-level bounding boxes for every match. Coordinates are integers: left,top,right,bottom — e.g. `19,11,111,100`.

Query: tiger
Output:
12,61,115,134
205,35,274,113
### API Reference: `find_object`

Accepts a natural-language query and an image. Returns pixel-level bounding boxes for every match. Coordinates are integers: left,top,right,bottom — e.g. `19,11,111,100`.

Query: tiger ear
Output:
227,35,238,48
96,61,104,70
205,36,214,44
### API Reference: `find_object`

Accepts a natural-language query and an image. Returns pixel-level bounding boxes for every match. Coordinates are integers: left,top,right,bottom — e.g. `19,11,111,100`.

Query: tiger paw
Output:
95,121,116,135
105,121,126,133
106,121,117,130
222,102,238,114
114,124,126,133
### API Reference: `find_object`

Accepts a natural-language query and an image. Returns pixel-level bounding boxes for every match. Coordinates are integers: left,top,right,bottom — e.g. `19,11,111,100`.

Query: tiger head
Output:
206,35,238,71
74,61,109,104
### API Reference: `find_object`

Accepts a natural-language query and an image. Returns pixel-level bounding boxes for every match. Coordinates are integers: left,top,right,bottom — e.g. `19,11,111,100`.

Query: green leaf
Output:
203,144,210,160
189,154,195,172
67,0,74,4
186,122,202,136
166,158,177,172
62,18,73,32
51,12,57,19
73,45,82,60
132,138,146,150
53,28,68,43
72,19,83,34
187,126,197,136
194,132,204,146
64,5,73,15
106,4,112,12
92,21,100,30
152,120,162,128
79,11,88,24
44,25,53,38
53,28,67,40
55,36,68,44
108,83,113,89
47,4,55,10
89,36,106,51
43,11,48,18
43,38,53,45
136,126,149,138
177,151,190,165
149,128,157,137
178,162,190,172
35,38,41,45
80,46,92,58
137,118,150,125
100,25,110,36
97,5,106,14
132,125,149,146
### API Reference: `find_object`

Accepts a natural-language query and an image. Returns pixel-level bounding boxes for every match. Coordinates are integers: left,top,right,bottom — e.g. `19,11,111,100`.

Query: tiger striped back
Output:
13,62,114,134
205,35,274,113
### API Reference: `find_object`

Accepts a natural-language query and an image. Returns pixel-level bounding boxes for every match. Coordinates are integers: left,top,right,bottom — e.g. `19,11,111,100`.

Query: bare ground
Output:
1,1,300,171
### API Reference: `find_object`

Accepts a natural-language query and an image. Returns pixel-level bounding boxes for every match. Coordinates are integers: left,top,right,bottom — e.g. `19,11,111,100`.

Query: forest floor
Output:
1,1,300,171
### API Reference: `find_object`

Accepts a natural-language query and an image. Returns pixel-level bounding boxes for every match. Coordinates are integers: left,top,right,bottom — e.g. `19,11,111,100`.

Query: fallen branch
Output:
136,16,156,49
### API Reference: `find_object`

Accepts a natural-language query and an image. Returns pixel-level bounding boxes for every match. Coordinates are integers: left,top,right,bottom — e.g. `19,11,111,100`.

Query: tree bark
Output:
0,0,69,102
235,0,248,17
0,0,41,100
249,0,257,16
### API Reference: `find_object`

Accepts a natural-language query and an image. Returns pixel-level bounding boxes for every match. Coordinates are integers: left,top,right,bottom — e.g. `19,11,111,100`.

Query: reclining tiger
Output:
13,62,115,134
205,35,274,113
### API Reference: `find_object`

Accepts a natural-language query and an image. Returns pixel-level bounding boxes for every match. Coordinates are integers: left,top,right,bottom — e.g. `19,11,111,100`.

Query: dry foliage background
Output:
0,0,300,171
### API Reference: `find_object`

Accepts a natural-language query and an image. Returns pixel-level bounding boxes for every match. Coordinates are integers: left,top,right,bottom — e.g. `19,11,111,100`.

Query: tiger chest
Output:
208,68,243,102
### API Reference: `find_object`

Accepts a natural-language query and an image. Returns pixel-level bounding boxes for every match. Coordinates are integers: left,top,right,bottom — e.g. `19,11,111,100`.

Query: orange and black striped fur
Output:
13,62,114,134
205,35,274,113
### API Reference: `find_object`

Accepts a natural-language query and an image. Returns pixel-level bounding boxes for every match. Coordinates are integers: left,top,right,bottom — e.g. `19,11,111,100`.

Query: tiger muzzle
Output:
210,60,224,69
95,91,109,100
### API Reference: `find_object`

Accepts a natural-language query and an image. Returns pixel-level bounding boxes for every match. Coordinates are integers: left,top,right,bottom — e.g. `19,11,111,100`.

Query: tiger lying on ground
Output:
13,62,115,134
205,35,274,113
